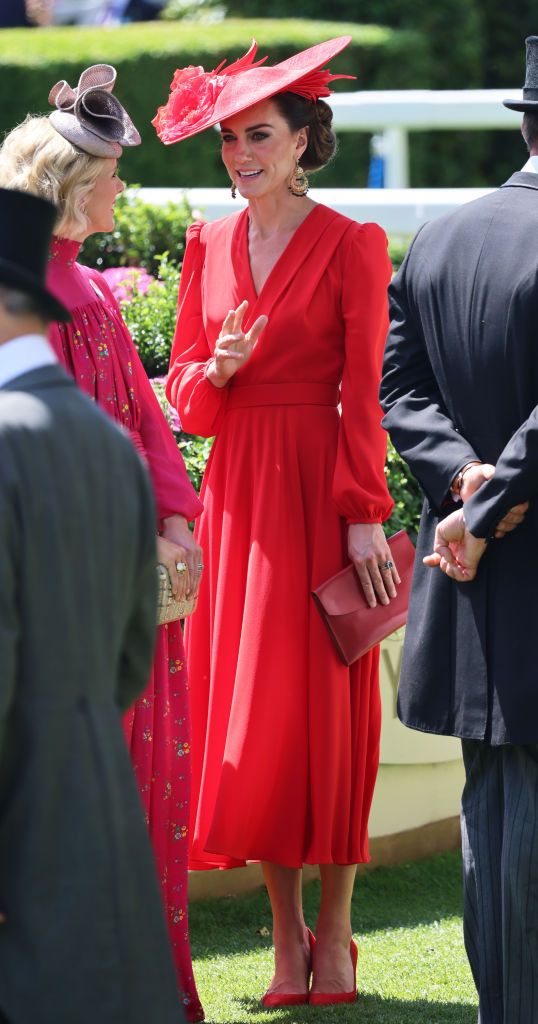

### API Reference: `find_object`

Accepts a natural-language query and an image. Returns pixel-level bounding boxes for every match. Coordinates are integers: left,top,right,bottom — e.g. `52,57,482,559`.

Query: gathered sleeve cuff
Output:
167,222,229,439
333,223,394,524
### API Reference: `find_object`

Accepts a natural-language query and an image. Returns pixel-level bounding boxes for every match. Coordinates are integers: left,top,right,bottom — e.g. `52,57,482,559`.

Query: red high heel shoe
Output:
261,927,316,1008
309,937,358,1006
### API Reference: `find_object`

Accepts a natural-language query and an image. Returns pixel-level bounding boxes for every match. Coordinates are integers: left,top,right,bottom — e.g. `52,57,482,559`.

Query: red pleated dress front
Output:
46,237,205,1023
167,205,394,870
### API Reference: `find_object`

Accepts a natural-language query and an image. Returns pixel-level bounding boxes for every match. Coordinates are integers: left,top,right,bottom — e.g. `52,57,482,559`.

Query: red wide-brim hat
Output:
152,35,353,146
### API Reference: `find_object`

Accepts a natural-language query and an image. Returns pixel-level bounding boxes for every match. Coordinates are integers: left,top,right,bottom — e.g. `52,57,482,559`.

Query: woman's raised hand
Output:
207,300,268,388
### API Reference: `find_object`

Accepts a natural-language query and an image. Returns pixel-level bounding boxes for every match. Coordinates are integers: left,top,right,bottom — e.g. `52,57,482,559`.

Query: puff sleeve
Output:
167,222,229,438
333,223,394,523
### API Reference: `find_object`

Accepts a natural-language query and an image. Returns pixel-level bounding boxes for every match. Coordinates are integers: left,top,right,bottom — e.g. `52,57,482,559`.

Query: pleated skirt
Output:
186,402,382,869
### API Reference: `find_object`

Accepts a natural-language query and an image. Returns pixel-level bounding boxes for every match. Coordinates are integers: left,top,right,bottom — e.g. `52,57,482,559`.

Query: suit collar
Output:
1,363,74,393
500,171,538,191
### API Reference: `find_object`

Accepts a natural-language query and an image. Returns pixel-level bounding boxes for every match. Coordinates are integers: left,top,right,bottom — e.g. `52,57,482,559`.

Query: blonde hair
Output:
0,116,108,236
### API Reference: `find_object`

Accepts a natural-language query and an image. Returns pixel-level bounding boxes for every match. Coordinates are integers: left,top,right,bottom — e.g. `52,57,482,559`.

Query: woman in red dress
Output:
156,37,399,1007
0,66,205,1023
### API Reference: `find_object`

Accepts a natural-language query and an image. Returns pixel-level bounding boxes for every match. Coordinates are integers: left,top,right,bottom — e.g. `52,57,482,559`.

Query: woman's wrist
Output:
161,515,190,543
205,358,229,389
162,514,188,528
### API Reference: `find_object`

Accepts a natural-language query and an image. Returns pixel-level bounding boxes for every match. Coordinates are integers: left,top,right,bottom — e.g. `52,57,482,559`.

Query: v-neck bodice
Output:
168,201,393,527
201,203,352,347
240,205,322,301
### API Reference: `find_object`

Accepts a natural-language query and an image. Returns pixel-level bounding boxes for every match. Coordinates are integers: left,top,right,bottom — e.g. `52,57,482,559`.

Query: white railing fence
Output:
137,185,495,236
329,89,521,188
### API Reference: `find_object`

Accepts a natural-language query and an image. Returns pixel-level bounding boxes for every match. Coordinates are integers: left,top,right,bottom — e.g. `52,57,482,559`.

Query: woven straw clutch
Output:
156,563,199,626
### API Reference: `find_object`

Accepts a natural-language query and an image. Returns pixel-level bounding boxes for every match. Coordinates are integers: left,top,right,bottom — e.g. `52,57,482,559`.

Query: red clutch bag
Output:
312,530,416,666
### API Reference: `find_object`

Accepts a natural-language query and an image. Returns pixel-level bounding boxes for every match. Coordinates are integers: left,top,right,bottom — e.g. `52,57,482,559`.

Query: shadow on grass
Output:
349,851,464,934
234,993,477,1024
190,852,465,963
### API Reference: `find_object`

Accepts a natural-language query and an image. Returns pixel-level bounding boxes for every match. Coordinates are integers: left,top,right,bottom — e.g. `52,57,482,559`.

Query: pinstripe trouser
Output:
461,740,538,1024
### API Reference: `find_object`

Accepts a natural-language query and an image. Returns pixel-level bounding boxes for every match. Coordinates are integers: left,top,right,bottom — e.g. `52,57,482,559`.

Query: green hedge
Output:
0,19,430,189
1,15,529,189
81,189,193,274
155,5,526,189
119,255,181,378
161,1,532,188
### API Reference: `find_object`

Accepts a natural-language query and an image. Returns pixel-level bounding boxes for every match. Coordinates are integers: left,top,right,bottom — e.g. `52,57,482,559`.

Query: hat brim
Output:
503,98,538,112
158,35,352,145
0,259,71,323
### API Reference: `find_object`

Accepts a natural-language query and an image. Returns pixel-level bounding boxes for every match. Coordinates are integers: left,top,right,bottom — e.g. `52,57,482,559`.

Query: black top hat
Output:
504,36,538,112
0,188,70,322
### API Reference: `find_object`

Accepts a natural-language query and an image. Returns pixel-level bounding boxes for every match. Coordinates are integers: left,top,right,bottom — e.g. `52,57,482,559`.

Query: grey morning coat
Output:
381,172,538,747
0,364,184,1024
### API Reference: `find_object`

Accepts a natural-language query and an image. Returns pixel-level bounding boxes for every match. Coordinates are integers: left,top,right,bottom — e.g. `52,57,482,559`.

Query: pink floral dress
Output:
47,236,205,1024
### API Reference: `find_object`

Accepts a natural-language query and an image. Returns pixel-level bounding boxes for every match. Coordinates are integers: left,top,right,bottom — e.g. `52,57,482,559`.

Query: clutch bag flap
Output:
312,531,416,666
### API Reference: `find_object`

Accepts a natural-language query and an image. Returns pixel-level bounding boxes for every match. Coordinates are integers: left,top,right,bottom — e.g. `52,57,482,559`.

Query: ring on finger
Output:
176,561,188,574
378,560,394,571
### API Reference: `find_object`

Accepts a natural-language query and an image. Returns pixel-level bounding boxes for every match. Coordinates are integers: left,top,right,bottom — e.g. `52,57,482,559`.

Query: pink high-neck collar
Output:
49,235,81,267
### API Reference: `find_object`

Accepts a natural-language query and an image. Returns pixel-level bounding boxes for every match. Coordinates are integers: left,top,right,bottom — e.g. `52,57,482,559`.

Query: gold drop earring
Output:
231,181,237,199
288,160,309,197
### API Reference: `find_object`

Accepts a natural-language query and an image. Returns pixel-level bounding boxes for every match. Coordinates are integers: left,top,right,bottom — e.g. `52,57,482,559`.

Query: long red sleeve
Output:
333,223,394,523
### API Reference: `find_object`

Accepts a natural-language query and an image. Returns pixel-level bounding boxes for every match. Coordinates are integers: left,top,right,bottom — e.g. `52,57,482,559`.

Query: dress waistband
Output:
226,382,340,410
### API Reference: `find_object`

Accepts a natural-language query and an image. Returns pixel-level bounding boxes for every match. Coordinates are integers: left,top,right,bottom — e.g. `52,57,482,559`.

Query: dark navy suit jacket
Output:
381,172,538,745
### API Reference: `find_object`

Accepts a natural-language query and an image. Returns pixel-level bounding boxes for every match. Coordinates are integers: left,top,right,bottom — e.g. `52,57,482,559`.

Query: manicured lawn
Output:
190,852,478,1024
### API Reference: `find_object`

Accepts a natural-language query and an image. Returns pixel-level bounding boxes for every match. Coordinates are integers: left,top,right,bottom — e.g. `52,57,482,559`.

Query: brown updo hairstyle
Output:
271,93,336,171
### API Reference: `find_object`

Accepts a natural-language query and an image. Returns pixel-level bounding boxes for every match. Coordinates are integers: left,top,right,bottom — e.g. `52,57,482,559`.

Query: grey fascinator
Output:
49,64,141,158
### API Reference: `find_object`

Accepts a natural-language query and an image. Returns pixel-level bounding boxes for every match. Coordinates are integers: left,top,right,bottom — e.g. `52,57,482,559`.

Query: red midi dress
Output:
167,205,394,870
46,236,205,1023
